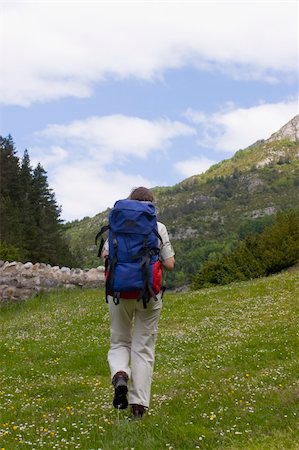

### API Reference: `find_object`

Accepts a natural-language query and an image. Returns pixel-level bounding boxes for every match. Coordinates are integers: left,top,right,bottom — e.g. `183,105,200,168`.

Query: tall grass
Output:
0,271,298,449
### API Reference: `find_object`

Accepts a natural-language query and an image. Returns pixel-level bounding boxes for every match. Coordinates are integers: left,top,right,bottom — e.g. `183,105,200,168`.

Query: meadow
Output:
0,271,298,449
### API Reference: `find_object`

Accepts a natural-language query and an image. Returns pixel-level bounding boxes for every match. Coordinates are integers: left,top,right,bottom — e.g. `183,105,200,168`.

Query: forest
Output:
0,135,78,267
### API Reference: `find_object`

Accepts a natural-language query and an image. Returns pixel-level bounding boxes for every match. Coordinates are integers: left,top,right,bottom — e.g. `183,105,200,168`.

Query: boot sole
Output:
113,384,128,409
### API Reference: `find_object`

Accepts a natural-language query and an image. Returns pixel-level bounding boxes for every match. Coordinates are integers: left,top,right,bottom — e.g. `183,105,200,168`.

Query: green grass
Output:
0,272,298,449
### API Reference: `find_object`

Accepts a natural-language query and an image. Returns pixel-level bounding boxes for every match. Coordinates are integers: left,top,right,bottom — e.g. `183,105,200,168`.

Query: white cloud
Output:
36,114,195,161
51,162,154,221
185,99,298,152
1,2,297,105
174,156,217,178
30,146,68,168
32,114,195,220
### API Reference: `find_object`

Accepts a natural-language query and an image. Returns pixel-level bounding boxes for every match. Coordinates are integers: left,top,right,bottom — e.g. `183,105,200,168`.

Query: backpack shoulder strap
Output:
95,224,110,258
153,228,163,245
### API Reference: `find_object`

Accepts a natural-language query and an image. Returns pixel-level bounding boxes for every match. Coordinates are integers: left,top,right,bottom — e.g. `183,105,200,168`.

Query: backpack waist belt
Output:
107,290,161,300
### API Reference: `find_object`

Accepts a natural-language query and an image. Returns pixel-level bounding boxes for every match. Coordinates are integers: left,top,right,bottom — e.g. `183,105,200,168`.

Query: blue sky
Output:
0,1,298,221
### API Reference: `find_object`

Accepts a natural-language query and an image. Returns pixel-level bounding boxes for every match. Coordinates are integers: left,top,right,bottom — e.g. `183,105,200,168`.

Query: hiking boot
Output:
131,404,146,420
112,371,128,409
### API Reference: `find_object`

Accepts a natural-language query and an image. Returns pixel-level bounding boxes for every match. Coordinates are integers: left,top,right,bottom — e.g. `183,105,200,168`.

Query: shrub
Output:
192,209,299,290
0,241,22,261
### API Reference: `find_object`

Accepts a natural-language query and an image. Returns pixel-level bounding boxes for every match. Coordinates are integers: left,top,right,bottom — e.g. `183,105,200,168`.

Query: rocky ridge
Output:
267,114,299,143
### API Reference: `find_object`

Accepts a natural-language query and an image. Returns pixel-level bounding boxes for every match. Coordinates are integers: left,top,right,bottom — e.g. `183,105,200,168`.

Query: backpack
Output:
95,199,163,308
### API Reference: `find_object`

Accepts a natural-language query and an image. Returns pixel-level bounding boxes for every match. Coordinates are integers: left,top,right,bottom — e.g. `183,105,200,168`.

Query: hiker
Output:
100,187,175,419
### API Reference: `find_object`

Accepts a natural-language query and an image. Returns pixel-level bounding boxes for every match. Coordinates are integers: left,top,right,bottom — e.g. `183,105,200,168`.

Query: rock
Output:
19,276,40,288
267,115,299,143
14,288,36,300
0,260,105,302
2,263,18,274
0,285,9,299
2,286,16,300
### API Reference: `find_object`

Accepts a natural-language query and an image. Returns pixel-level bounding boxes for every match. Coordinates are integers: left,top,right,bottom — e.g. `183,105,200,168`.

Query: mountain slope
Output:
65,115,299,285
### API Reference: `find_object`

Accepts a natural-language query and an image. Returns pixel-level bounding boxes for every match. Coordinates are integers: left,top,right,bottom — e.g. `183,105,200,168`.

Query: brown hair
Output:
129,187,154,202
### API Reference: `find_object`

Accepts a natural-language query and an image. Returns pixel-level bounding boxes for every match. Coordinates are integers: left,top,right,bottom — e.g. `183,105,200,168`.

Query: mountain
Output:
267,114,299,142
65,115,299,286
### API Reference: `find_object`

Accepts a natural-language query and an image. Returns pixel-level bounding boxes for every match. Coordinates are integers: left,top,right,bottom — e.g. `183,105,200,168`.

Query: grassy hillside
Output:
182,138,298,185
155,140,299,233
1,272,298,449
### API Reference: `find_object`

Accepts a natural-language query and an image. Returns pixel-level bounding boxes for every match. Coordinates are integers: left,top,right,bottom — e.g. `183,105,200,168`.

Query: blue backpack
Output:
95,199,163,308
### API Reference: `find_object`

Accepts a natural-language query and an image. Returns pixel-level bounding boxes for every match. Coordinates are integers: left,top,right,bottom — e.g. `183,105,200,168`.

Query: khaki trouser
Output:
107,294,162,408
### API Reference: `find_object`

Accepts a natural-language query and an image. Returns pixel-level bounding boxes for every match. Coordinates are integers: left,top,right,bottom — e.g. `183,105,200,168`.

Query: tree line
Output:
0,135,79,266
192,209,299,290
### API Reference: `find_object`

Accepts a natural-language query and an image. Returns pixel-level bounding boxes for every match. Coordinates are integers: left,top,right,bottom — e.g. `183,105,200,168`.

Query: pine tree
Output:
29,163,60,263
30,163,76,266
0,136,79,266
19,150,37,259
0,135,23,255
0,135,20,200
260,210,299,274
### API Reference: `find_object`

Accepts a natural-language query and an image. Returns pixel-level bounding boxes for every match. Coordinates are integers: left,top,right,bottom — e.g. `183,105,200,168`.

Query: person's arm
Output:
101,240,109,262
162,255,175,271
158,222,175,271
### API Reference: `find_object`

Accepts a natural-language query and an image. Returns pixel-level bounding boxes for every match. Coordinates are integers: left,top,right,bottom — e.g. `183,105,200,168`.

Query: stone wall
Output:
0,261,105,302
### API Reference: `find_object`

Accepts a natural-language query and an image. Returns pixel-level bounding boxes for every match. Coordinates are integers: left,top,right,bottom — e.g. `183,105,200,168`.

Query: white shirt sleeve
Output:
103,238,109,253
157,222,175,261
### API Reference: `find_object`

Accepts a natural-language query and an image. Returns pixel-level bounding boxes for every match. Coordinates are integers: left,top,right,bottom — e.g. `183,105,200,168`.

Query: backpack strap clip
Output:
113,291,120,305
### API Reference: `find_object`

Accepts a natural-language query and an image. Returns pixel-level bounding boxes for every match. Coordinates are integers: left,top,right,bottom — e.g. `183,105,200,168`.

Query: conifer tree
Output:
30,163,61,263
0,136,78,266
19,149,36,259
0,135,23,254
30,163,77,266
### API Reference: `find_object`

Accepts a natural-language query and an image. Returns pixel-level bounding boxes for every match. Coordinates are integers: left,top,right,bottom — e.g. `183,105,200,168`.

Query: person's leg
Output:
107,297,136,409
128,296,162,409
107,296,134,379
